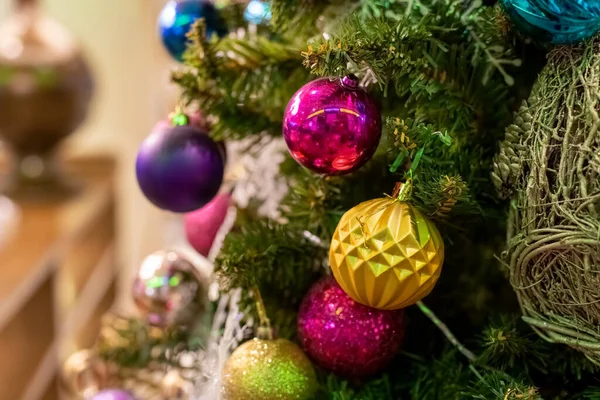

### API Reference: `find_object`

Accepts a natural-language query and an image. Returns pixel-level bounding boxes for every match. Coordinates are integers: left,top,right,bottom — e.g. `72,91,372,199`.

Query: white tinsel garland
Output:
115,135,287,399
194,135,287,399
227,136,289,220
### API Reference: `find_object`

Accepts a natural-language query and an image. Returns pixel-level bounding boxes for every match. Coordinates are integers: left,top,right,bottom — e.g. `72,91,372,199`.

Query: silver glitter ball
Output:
132,250,208,327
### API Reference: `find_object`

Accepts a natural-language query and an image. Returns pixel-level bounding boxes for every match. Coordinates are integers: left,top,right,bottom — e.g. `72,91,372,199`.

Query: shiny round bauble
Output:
62,349,108,397
283,75,382,175
298,277,405,378
159,0,228,62
329,198,444,310
222,338,318,400
90,389,136,400
161,370,194,400
0,2,93,197
184,192,232,257
501,0,600,44
132,250,208,327
135,122,224,213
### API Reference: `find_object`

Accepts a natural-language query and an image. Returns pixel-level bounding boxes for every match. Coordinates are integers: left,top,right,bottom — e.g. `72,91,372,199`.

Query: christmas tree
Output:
64,1,600,399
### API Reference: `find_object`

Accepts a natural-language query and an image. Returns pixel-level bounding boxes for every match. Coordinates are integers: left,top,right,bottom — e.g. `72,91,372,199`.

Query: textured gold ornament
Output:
222,338,318,400
161,370,194,400
329,198,444,310
62,349,108,397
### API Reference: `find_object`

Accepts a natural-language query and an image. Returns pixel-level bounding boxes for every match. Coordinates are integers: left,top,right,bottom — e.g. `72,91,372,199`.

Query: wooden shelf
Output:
0,276,54,400
0,156,117,400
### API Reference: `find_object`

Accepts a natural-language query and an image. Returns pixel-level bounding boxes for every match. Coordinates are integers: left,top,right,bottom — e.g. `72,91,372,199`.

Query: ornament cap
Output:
256,326,276,340
393,179,413,202
169,107,190,127
341,74,360,90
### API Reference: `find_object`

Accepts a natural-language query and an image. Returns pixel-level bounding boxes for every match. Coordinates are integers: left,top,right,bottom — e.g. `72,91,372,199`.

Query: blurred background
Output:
0,0,184,398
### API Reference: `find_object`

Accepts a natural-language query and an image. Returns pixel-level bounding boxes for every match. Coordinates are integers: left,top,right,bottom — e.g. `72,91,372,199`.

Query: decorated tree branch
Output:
61,0,600,399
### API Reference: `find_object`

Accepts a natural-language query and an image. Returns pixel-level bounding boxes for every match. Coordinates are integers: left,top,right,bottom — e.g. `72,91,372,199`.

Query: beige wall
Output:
1,0,181,310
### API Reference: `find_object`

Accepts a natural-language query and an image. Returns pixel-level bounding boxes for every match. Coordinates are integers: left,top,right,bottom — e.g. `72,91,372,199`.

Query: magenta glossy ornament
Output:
297,276,405,378
184,192,232,257
283,75,382,175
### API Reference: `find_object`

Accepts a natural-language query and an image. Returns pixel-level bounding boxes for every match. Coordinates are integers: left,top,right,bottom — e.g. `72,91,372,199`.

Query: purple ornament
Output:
298,276,405,378
283,75,382,175
184,192,232,257
91,389,136,400
136,122,224,213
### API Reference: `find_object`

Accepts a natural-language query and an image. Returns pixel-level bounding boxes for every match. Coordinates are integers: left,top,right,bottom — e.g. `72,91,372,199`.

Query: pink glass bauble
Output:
283,75,382,175
297,276,405,378
184,193,232,257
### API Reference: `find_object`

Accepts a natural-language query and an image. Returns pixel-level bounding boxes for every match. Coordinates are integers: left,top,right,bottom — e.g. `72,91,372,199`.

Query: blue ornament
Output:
159,0,228,62
244,0,272,25
501,0,600,44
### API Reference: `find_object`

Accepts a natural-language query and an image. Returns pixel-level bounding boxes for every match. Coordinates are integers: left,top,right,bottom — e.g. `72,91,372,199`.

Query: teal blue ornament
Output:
244,0,272,25
159,0,228,62
501,0,600,44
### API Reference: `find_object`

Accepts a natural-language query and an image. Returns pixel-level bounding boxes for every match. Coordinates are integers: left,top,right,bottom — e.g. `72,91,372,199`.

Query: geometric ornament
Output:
329,198,444,310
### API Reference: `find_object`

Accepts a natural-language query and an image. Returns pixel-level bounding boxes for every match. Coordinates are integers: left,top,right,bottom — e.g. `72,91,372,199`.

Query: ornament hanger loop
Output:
341,74,359,90
251,286,273,340
393,179,413,202
357,179,414,248
168,106,190,126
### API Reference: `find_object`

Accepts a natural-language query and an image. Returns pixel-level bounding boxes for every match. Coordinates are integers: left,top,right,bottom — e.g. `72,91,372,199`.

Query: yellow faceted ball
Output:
222,338,318,400
329,198,444,310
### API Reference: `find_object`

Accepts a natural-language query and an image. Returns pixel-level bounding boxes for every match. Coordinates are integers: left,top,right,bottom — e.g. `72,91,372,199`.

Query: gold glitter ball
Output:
222,338,318,400
61,349,109,396
329,198,445,310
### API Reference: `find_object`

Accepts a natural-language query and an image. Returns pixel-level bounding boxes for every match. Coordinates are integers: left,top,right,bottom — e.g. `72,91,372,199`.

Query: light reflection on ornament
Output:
244,0,271,25
159,2,177,28
138,253,163,279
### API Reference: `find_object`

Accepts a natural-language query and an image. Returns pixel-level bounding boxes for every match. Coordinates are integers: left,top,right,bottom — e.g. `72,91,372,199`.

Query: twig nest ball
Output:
493,40,600,361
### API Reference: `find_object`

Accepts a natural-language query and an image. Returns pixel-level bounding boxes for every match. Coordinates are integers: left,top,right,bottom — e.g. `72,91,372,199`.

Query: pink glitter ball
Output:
283,75,382,175
297,276,405,378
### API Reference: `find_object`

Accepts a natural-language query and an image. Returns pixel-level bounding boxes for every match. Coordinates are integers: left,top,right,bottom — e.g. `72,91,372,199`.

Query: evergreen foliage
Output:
103,0,600,397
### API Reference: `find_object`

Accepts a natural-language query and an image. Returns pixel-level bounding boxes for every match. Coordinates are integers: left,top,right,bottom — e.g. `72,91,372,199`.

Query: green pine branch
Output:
173,20,309,139
464,368,540,400
214,218,325,301
299,0,522,212
95,314,206,368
